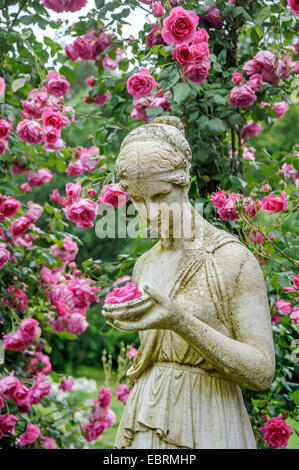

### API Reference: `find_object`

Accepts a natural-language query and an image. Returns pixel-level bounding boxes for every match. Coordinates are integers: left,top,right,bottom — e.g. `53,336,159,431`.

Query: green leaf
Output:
206,118,227,134
59,66,76,82
173,82,190,104
12,77,27,92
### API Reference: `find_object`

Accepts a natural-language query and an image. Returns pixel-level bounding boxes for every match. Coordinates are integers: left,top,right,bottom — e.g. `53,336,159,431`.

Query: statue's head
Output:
116,116,193,237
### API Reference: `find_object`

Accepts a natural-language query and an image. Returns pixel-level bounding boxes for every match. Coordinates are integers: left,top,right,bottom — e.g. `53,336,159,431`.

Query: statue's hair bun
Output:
153,116,185,136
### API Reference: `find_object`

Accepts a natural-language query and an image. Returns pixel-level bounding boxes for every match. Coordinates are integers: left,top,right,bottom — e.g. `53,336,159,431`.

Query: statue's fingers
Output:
144,285,169,308
106,319,129,332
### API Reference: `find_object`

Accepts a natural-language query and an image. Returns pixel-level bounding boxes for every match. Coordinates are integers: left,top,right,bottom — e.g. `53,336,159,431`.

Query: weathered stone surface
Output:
102,116,275,449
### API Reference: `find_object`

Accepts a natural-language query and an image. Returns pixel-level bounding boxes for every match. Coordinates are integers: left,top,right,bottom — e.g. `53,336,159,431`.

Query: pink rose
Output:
0,77,6,94
193,29,209,44
112,275,132,287
98,386,112,408
52,236,79,262
287,0,299,15
88,188,97,197
231,72,243,85
261,191,287,213
0,140,8,155
162,6,199,45
0,414,19,434
66,313,88,335
98,183,130,208
102,408,116,428
65,44,78,62
19,424,40,446
218,193,241,221
42,437,56,449
241,120,261,139
84,420,108,442
59,376,74,392
183,58,210,83
146,24,166,48
27,168,53,186
47,70,70,97
19,318,41,345
42,109,64,129
64,198,98,228
0,119,12,140
211,190,227,208
29,379,51,404
290,307,299,325
26,201,43,222
20,183,32,193
272,101,289,118
127,67,157,98
0,373,19,396
0,196,22,219
65,182,82,199
3,330,26,351
9,216,32,238
3,285,28,311
293,274,299,289
276,299,292,315
43,126,61,144
0,246,10,270
50,188,60,202
115,384,130,404
259,416,292,449
189,42,210,60
248,73,263,91
73,37,93,61
66,160,85,177
200,5,223,29
152,1,163,17
91,32,110,59
229,84,257,108
104,282,142,304
11,381,30,407
17,120,43,144
103,49,124,71
128,347,138,359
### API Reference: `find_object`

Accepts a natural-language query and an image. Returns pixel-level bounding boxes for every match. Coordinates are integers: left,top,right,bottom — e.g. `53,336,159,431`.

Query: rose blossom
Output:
84,421,108,442
152,1,163,17
162,6,199,45
248,73,263,91
98,183,130,208
65,182,82,199
183,57,210,84
19,424,40,446
66,160,85,177
66,313,88,335
65,44,78,62
27,168,53,186
272,101,289,118
229,84,257,108
0,245,10,270
17,120,43,145
59,376,74,392
200,5,223,29
0,414,19,434
0,140,8,155
127,67,157,98
290,307,299,325
115,384,130,404
9,216,32,238
47,70,70,97
211,190,227,208
218,193,241,221
173,43,193,66
104,282,142,304
0,119,12,140
0,196,22,219
42,109,64,129
128,347,138,359
98,386,112,408
64,198,98,228
73,37,93,61
261,191,287,214
287,0,299,15
146,24,166,48
231,72,243,85
259,416,292,449
19,318,41,345
193,29,209,44
276,299,292,315
3,330,26,351
20,183,32,193
52,236,79,262
241,120,262,139
42,437,56,449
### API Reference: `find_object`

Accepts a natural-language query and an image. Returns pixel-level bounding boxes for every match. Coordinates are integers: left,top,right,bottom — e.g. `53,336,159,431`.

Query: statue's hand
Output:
106,285,183,332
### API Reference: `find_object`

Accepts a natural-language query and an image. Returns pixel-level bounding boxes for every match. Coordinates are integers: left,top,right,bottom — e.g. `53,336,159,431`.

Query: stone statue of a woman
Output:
102,116,275,449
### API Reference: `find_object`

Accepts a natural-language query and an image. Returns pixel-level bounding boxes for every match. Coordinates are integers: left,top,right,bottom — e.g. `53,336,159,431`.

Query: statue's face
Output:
125,178,188,238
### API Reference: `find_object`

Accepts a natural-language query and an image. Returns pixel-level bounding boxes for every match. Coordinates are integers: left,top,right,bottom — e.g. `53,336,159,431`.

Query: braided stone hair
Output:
116,116,192,190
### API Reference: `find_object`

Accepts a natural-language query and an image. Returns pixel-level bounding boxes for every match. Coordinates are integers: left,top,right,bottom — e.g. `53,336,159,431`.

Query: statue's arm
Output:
172,247,276,391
